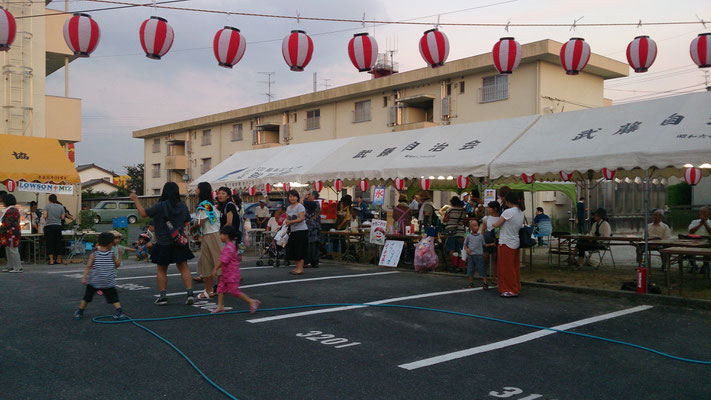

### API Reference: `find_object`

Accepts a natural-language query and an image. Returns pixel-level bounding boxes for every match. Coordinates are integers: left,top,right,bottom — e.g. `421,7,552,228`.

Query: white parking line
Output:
398,305,654,370
114,266,273,281
247,287,487,324
157,271,400,297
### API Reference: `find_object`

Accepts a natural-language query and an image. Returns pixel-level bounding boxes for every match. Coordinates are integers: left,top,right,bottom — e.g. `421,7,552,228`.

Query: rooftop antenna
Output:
322,78,331,90
258,72,275,102
704,70,711,92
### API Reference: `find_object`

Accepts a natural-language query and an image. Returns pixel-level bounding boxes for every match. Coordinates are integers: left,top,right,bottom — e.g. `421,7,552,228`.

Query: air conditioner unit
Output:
252,130,259,145
441,96,451,119
387,106,397,126
282,124,290,141
541,191,556,202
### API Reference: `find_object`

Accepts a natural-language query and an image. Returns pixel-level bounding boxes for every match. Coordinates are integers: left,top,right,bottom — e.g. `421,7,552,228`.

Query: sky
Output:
44,0,711,173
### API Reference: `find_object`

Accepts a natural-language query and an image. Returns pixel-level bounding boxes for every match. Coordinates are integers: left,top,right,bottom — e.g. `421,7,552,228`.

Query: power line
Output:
15,0,190,19
83,0,706,28
612,85,706,103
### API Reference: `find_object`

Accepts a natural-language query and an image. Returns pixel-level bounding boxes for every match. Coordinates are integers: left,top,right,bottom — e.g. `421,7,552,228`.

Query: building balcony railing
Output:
392,121,437,132
45,95,81,143
165,155,187,170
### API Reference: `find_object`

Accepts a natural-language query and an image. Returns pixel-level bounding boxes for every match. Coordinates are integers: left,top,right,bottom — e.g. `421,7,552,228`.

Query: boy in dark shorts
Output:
73,232,126,320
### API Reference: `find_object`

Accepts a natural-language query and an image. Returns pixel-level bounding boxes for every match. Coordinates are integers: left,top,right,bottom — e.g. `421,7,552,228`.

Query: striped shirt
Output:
88,250,117,288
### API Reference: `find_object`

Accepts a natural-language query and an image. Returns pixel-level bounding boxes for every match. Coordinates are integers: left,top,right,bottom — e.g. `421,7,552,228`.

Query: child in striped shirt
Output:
73,232,126,320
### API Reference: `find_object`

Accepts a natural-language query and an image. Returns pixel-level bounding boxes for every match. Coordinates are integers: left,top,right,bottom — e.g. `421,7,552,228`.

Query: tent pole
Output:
530,181,534,271
644,169,650,272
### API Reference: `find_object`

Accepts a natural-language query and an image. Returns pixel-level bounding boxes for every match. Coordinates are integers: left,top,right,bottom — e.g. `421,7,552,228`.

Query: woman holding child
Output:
191,182,222,299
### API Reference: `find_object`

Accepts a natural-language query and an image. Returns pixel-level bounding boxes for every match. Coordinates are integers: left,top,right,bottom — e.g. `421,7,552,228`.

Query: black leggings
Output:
576,240,605,257
44,225,64,258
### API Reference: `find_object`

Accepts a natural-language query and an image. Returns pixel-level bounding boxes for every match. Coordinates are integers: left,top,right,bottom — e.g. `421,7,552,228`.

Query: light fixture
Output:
446,176,454,180
428,176,435,180
700,163,711,169
683,164,694,168
437,176,445,180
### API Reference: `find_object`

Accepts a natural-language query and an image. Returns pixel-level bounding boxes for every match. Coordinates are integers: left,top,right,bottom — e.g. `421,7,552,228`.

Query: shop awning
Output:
0,134,80,184
488,92,711,181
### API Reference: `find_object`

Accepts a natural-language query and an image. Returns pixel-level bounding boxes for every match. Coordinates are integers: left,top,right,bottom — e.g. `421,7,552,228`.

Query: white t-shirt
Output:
482,215,499,232
255,206,270,219
499,207,524,249
196,209,220,235
286,203,308,232
267,217,281,232
688,219,711,236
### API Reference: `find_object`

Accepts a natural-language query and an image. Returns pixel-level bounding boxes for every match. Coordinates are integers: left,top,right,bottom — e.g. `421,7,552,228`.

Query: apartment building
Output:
1,1,83,214
133,39,628,195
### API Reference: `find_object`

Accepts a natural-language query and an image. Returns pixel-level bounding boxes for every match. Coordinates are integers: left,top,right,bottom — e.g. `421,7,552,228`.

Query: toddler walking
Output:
73,232,127,320
464,220,488,289
211,226,260,314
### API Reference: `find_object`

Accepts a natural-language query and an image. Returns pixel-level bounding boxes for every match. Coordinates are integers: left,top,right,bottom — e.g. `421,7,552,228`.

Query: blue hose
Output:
93,303,711,399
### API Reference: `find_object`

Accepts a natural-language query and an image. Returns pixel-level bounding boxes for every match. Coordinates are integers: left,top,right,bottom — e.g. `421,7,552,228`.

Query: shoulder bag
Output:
162,202,189,247
518,214,536,248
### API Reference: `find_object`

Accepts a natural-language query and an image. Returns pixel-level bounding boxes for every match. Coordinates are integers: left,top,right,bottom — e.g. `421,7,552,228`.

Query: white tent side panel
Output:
489,92,711,179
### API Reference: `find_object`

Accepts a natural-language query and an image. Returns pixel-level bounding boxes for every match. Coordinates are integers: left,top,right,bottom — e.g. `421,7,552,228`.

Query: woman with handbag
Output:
442,196,467,267
130,182,195,306
190,182,222,299
492,192,525,298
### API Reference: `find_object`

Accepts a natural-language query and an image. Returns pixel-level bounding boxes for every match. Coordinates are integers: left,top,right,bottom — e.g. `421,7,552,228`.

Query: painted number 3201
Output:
296,331,361,349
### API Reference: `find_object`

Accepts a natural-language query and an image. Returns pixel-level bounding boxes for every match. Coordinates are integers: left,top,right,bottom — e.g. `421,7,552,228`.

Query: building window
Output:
201,158,212,174
231,123,243,142
151,163,161,178
353,100,371,123
306,109,320,130
152,138,160,153
445,83,452,96
201,129,212,146
153,189,160,195
459,81,465,94
383,96,388,107
480,75,509,103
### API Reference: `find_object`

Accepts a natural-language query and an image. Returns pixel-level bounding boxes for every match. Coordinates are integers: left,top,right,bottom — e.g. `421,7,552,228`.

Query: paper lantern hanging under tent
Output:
683,167,703,186
521,173,535,184
283,182,291,192
213,26,246,68
560,37,591,75
334,179,343,192
247,186,256,196
139,16,174,60
393,177,405,191
420,178,431,191
313,181,323,192
492,37,521,74
0,6,16,51
63,13,100,57
626,35,657,73
419,28,449,68
282,30,313,71
263,183,271,194
456,175,469,190
601,168,616,180
559,171,573,182
348,32,378,72
2,179,16,192
690,33,711,68
358,180,369,192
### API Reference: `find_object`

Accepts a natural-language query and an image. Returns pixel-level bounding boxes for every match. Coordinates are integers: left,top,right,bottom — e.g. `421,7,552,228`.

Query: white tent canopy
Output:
488,92,711,180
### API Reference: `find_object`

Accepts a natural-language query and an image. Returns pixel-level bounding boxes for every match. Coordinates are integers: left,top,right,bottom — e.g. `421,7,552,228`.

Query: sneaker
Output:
185,295,195,305
113,312,128,320
1,267,11,272
154,297,168,306
8,268,23,273
481,282,489,290
73,310,83,320
500,291,519,298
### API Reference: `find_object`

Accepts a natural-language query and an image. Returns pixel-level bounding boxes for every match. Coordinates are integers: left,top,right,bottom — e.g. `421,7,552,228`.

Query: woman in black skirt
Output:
284,189,308,275
130,182,195,305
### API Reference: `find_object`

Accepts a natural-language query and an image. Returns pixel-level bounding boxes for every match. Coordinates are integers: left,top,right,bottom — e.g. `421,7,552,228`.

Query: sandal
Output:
289,270,304,275
250,300,261,314
196,290,214,300
210,308,225,314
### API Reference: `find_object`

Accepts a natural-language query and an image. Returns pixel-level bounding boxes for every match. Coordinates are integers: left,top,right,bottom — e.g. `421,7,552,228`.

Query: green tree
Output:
125,163,144,195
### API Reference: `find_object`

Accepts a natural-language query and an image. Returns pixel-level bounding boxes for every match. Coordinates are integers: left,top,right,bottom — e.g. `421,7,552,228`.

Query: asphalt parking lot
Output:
2,258,710,400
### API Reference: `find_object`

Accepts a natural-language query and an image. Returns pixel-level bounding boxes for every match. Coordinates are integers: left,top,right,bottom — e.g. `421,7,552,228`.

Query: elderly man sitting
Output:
688,206,711,274
637,210,672,270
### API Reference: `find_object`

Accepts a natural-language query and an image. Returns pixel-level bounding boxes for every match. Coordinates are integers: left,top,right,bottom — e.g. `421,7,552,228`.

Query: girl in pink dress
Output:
211,226,260,314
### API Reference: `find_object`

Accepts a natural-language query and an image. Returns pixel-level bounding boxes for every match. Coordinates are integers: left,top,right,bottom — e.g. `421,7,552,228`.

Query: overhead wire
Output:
14,0,191,19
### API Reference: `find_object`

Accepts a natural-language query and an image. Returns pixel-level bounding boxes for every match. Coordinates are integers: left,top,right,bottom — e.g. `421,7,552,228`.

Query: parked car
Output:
243,200,285,227
90,200,140,224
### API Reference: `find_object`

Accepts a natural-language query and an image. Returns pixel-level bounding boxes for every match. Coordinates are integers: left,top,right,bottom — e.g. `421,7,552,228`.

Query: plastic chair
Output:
534,220,553,246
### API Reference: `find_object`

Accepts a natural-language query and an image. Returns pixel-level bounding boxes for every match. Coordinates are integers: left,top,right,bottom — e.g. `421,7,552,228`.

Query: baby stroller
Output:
256,225,288,267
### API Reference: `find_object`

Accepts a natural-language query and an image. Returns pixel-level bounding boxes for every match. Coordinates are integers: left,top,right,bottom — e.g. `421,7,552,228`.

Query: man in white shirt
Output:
255,199,271,229
688,206,710,273
648,210,672,240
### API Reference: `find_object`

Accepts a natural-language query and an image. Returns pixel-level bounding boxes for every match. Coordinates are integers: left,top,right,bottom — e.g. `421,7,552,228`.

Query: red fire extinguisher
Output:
636,266,647,294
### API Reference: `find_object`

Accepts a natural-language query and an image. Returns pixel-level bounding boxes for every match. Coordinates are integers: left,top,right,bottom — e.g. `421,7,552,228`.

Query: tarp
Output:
0,134,80,184
494,182,577,203
488,92,711,180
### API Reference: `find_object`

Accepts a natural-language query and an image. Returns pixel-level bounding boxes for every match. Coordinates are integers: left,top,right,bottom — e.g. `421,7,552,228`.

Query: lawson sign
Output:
17,181,74,195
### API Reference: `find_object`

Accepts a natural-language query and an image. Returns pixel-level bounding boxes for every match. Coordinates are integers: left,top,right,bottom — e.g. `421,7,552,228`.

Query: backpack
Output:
226,202,249,248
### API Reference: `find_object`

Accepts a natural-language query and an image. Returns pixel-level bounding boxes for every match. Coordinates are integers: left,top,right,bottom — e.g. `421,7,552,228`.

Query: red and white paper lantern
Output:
521,173,535,184
263,183,271,194
393,177,405,191
419,28,449,68
0,7,16,51
358,180,369,192
683,167,703,186
211,190,218,200
247,186,256,196
139,16,174,60
2,179,16,192
690,33,711,68
334,179,343,192
213,26,246,69
63,13,100,57
601,168,616,180
420,178,431,191
313,181,323,192
348,32,378,72
282,30,313,72
457,175,469,190
282,182,291,192
492,37,521,74
560,37,591,75
626,35,657,73
559,171,573,182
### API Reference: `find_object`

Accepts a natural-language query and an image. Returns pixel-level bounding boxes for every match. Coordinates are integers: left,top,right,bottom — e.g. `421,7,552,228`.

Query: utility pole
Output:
258,72,275,102
704,70,710,92
313,72,317,92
